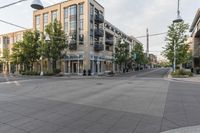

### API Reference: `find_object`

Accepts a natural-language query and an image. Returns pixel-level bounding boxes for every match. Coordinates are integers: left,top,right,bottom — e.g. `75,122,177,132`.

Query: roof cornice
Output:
189,9,200,32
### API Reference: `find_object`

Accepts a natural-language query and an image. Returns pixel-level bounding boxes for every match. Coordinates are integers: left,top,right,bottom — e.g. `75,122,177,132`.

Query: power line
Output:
135,32,167,38
0,0,27,10
0,19,27,29
0,18,168,42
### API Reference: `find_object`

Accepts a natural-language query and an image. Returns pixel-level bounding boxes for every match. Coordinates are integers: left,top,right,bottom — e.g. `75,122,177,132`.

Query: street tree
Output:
114,40,129,72
131,43,147,68
45,19,67,72
11,30,40,71
2,48,10,73
11,41,23,71
162,22,189,67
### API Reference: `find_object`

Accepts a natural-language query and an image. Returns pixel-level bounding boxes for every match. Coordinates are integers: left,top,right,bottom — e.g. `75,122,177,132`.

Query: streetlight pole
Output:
173,40,176,72
172,0,183,72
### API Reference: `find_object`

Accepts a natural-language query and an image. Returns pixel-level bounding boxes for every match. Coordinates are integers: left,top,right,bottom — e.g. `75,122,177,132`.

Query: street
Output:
0,68,200,133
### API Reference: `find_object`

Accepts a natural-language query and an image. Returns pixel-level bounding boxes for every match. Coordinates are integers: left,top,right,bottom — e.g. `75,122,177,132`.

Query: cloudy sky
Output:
0,0,199,60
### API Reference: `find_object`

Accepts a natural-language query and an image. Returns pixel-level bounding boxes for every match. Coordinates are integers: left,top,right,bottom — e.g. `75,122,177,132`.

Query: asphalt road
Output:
0,68,200,133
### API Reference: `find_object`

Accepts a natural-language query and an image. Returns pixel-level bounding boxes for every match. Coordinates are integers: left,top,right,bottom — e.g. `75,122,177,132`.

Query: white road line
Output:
135,68,165,77
0,79,42,85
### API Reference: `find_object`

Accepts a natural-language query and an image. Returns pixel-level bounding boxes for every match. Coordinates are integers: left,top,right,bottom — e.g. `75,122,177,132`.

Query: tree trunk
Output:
52,59,57,72
47,58,52,72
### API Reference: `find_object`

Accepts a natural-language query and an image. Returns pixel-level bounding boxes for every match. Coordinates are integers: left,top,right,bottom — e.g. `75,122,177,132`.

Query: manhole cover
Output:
96,83,103,85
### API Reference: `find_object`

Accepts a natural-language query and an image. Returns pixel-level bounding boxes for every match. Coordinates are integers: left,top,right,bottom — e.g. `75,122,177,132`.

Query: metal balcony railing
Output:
94,43,104,51
95,14,104,23
105,39,114,45
95,29,104,37
69,41,77,50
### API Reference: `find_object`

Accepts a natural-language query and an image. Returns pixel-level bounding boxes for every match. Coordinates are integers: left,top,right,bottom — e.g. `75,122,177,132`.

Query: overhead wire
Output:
0,0,28,10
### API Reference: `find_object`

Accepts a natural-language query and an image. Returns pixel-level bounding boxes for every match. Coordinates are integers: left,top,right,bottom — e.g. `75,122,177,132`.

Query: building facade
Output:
190,9,200,74
33,0,142,75
0,0,143,75
0,30,26,73
149,54,157,68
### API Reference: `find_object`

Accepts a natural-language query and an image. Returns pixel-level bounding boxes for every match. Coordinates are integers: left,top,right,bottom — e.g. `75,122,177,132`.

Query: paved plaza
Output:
0,68,200,133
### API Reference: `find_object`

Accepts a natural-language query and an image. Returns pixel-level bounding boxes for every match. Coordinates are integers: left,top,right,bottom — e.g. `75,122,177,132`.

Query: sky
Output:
0,0,200,60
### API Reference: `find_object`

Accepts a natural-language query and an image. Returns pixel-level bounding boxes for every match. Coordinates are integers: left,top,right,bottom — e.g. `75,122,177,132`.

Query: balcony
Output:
105,39,114,45
69,41,77,50
95,29,104,37
195,22,200,37
90,14,94,22
94,43,104,51
95,14,104,23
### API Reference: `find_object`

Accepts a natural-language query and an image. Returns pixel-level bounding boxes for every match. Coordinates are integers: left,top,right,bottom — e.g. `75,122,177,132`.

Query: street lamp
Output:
40,34,50,76
173,0,183,23
120,39,125,45
31,0,44,10
172,0,184,72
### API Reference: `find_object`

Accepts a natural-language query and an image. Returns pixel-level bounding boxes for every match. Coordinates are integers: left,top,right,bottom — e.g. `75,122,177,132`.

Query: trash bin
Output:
88,69,91,76
83,70,86,76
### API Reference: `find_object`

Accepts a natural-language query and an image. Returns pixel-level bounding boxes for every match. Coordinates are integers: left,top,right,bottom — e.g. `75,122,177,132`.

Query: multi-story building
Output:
190,9,200,74
32,0,142,75
149,53,157,68
0,0,143,75
0,30,27,73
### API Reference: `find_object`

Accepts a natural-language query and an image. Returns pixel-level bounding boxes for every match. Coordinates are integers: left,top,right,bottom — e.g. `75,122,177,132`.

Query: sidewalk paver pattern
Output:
0,68,200,133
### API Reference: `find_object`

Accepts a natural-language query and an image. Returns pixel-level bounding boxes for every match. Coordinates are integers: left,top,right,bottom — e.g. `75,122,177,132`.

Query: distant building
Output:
0,29,29,73
190,9,200,74
149,53,157,68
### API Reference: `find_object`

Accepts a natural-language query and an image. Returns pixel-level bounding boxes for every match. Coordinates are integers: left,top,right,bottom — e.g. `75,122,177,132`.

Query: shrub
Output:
53,69,61,74
44,71,55,76
171,69,193,78
21,71,40,75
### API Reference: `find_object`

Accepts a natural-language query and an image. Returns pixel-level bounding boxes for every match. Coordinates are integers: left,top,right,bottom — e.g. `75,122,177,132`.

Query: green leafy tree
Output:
11,41,24,72
131,43,146,66
114,40,129,71
45,19,67,72
11,30,40,71
2,48,10,73
162,22,190,66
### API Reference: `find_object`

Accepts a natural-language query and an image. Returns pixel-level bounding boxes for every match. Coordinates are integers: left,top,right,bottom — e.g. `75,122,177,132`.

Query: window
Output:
79,3,84,45
70,21,76,32
79,3,84,15
69,5,77,34
35,15,40,30
64,8,68,33
70,5,77,16
43,13,48,29
90,36,93,45
51,11,57,22
79,19,83,31
3,36,9,45
90,4,94,15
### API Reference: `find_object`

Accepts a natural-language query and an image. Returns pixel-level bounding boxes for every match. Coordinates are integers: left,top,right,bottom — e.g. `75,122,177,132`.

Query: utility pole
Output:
146,28,149,58
146,28,149,69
